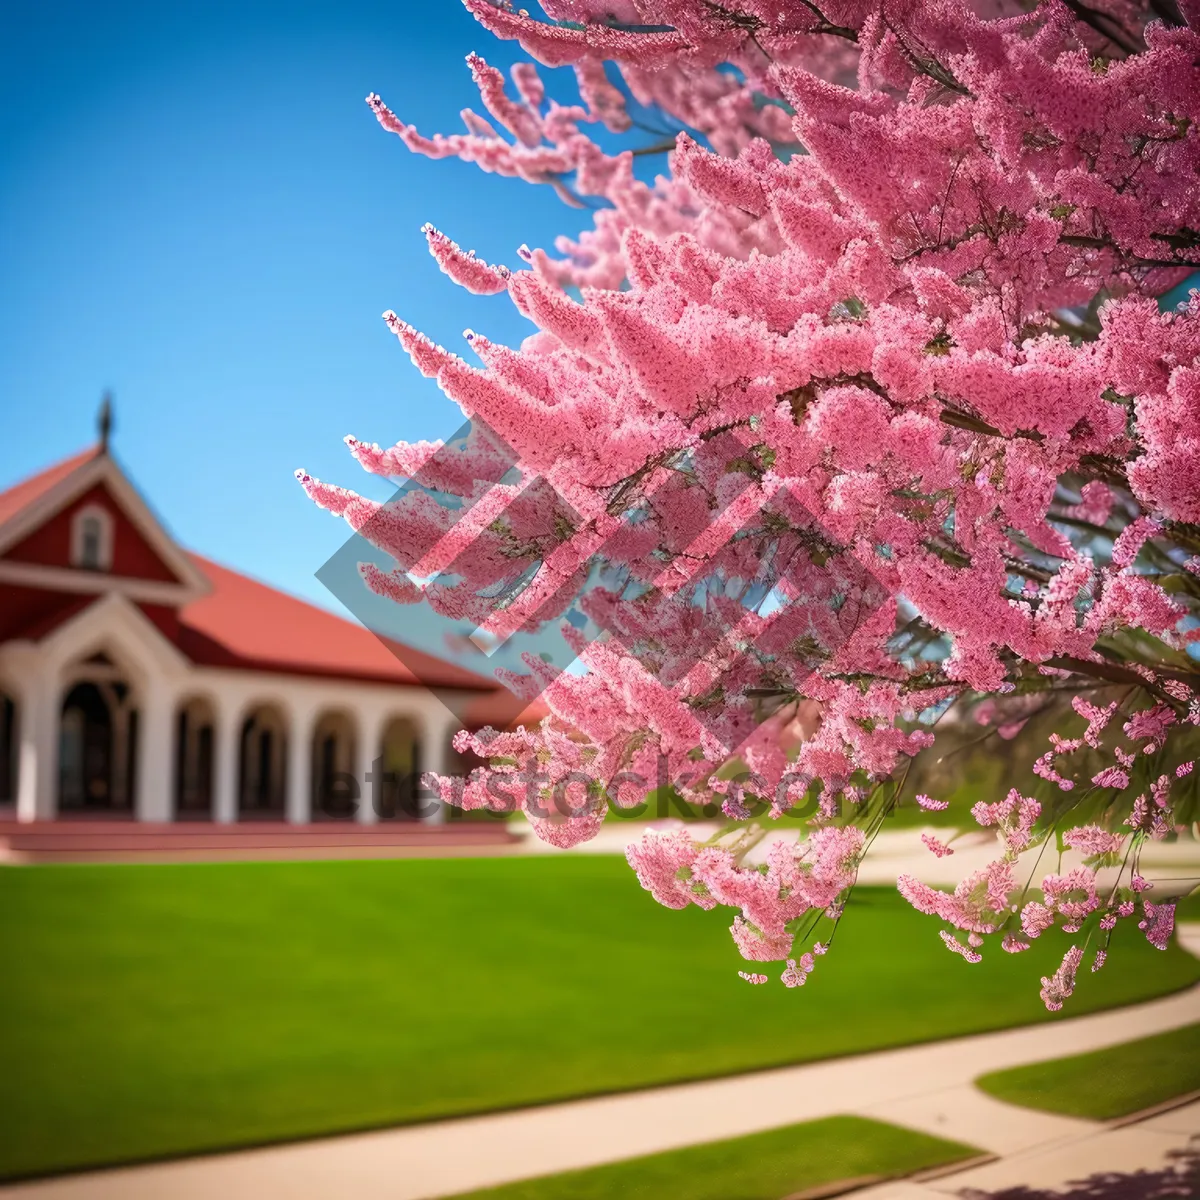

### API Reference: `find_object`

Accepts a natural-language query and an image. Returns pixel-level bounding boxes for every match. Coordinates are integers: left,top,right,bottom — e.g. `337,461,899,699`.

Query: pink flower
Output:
940,931,982,964
309,0,1200,994
1040,946,1084,1012
1139,902,1176,951
781,954,816,988
1041,867,1101,924
738,972,768,985
1073,698,1118,749
1062,825,1125,858
972,790,1041,855
626,828,706,911
730,917,793,963
1021,901,1056,940
1123,705,1177,753
898,861,1012,935
421,223,511,295
917,793,949,811
922,833,955,858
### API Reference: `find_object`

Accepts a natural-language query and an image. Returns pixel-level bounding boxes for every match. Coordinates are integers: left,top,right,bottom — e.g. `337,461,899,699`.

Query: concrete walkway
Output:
518,819,1200,894
6,926,1198,1200
855,1098,1200,1198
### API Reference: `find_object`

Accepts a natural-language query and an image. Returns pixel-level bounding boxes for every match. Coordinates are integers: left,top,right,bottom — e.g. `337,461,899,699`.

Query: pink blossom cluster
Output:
1040,945,1084,1011
302,0,1200,1000
627,825,862,965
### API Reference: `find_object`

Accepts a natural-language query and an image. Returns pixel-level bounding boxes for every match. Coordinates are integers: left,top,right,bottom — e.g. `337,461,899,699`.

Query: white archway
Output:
175,694,217,819
377,715,423,821
238,702,288,818
57,650,140,815
310,709,357,821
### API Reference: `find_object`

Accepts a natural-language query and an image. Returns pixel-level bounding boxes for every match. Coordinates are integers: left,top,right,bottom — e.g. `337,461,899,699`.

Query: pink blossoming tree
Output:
301,0,1200,1009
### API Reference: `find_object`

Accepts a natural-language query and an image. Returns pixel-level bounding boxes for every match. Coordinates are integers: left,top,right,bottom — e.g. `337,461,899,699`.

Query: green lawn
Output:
977,1022,1200,1120
1,858,1197,1180
444,1115,979,1200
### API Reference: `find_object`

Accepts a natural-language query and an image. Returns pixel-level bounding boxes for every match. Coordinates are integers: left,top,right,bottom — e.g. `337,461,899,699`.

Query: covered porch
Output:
0,593,469,827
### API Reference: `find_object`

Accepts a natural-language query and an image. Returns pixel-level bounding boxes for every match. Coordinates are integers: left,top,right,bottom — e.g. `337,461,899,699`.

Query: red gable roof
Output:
179,555,494,691
0,445,99,528
0,445,500,693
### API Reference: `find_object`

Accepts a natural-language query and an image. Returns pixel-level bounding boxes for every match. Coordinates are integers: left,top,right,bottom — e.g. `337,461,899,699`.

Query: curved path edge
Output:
5,926,1200,1200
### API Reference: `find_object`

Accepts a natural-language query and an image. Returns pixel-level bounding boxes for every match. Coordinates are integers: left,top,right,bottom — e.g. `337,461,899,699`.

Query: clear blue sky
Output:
4,7,1194,672
0,0,578,625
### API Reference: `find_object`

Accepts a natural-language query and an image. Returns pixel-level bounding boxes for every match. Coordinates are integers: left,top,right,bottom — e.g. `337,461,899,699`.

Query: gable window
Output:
70,505,114,571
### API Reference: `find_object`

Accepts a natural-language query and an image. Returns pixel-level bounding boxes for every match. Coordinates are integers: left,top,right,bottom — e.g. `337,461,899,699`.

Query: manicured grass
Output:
977,1022,1200,1120
1,858,1198,1179
444,1115,979,1200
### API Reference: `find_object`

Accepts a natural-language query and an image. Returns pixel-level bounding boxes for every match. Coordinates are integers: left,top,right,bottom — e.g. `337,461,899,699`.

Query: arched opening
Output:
0,690,16,809
175,696,216,820
377,716,423,821
238,704,287,819
58,656,138,814
310,710,357,821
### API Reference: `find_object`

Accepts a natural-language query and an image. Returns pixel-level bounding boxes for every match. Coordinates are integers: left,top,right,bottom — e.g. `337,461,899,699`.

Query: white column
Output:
16,668,57,823
286,704,315,825
356,708,385,825
213,700,240,824
422,712,460,826
136,682,174,822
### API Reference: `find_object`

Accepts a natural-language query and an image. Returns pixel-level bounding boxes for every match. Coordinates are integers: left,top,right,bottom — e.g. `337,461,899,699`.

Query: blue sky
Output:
0,0,580,636
4,7,1196,678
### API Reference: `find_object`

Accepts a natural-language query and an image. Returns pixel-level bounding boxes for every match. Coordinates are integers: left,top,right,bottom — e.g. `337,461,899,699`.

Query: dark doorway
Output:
238,706,286,818
0,693,15,806
59,681,134,812
175,699,215,818
378,716,422,820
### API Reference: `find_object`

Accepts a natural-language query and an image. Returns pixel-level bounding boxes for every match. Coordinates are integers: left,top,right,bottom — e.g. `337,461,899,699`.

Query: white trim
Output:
0,453,210,600
39,590,193,678
70,503,114,570
0,559,199,605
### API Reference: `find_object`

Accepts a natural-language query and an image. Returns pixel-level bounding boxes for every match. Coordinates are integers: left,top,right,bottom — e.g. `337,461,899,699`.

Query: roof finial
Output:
98,391,113,453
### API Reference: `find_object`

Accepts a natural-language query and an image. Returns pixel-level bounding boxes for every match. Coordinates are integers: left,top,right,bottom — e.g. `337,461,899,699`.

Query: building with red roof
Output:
0,405,509,827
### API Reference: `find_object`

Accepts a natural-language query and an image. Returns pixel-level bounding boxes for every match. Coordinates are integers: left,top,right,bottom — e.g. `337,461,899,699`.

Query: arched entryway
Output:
58,654,139,814
377,716,422,820
238,703,287,818
310,710,357,820
175,696,216,819
0,690,16,808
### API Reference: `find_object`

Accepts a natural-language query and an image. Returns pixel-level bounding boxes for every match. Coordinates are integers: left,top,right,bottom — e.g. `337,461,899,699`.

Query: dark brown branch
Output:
796,0,859,41
1046,654,1197,696
1061,0,1142,55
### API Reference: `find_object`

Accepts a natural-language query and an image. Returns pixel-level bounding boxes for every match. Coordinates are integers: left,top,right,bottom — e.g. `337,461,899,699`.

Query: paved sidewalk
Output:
5,927,1198,1200
855,1098,1200,1198
516,820,1200,893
